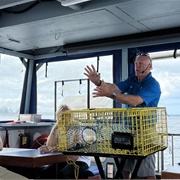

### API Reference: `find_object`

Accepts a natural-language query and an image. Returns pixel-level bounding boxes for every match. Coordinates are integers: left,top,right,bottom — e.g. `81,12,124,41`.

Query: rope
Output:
66,156,79,179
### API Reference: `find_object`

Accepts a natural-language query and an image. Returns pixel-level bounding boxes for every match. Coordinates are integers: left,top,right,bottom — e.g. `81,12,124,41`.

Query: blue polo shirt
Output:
116,72,161,107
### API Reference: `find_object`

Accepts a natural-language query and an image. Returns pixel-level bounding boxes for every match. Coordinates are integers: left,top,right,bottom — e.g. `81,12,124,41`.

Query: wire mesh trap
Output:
57,107,168,156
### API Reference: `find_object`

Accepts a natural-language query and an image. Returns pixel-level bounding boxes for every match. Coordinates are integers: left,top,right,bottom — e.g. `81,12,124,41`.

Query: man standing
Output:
84,53,161,179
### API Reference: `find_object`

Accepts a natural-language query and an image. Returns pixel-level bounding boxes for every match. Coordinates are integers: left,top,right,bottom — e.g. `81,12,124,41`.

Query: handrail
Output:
156,133,180,174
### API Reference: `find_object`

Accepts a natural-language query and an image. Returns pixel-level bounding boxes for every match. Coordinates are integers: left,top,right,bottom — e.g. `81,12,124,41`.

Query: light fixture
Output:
59,0,91,7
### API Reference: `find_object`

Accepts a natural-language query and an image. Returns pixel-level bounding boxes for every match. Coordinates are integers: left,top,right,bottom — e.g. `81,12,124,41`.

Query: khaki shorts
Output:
123,154,156,177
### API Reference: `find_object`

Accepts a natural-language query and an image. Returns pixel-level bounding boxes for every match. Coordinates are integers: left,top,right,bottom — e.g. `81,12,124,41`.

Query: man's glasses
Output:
136,53,152,61
136,53,150,56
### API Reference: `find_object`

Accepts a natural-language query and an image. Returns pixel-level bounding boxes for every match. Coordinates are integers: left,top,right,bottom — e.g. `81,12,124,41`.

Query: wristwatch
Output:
111,92,116,99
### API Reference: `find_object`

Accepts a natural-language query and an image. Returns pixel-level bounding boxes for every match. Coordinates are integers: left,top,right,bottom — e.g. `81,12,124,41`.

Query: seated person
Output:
0,136,28,179
38,105,91,179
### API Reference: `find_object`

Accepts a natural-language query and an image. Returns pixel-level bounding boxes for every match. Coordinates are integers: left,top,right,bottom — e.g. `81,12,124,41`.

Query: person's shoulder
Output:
117,75,136,85
127,75,137,83
146,77,159,85
145,76,161,91
149,75,160,85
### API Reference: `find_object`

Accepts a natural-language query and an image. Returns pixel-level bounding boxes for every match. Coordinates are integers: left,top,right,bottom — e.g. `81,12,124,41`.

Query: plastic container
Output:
19,114,42,123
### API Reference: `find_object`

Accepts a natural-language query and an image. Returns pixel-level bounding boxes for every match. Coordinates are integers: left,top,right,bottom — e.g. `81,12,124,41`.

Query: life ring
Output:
30,134,49,149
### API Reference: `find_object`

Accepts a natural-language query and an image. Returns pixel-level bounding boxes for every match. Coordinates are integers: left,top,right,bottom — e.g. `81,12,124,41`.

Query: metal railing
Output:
156,133,180,173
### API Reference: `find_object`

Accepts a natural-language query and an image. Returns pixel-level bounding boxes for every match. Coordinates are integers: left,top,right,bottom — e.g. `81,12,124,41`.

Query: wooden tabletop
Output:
161,166,180,179
0,148,67,168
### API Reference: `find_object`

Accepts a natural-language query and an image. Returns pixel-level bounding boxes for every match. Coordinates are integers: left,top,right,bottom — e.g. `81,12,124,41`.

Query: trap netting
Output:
56,107,168,156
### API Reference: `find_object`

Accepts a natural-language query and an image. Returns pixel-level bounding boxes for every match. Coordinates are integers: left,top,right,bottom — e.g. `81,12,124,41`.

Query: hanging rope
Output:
66,156,79,180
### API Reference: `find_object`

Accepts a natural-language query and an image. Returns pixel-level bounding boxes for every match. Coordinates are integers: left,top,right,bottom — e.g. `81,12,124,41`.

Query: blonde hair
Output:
56,105,70,119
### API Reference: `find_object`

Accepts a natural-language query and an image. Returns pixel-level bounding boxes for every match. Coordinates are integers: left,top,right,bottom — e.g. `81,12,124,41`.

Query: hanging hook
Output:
45,62,48,78
79,79,82,94
97,56,99,72
173,49,177,58
55,32,61,40
61,81,64,96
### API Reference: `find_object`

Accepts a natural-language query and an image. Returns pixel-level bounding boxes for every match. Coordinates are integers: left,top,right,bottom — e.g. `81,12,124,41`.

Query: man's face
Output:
134,55,152,76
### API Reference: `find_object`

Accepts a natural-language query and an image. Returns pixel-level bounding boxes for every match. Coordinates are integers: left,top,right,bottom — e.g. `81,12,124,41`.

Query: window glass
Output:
0,54,25,121
150,50,180,170
37,55,113,119
150,50,180,115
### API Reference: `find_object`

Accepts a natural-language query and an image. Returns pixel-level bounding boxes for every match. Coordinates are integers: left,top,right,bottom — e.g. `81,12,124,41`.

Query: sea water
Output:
161,115,180,169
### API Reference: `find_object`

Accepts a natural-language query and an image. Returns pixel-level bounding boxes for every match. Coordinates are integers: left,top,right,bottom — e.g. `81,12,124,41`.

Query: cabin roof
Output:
1,0,180,59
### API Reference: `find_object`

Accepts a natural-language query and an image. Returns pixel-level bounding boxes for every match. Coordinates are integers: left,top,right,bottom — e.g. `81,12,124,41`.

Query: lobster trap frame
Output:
57,107,168,156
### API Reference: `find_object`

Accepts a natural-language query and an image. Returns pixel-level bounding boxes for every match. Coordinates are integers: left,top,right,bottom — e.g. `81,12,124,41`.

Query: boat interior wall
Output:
0,126,52,148
1,0,180,59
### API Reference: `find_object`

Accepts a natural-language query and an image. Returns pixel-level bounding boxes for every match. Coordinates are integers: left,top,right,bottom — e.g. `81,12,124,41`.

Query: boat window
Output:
37,55,113,119
0,54,25,121
150,50,180,169
150,50,180,115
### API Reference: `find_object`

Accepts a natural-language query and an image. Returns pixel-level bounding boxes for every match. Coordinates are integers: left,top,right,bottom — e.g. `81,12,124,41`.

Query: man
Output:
84,53,161,179
0,136,28,179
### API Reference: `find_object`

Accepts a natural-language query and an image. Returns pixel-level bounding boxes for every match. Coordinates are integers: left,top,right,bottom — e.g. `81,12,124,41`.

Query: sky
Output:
0,50,180,119
150,51,180,115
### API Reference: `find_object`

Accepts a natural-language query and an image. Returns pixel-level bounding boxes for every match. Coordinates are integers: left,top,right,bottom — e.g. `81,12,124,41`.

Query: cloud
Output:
152,56,180,114
1,52,180,120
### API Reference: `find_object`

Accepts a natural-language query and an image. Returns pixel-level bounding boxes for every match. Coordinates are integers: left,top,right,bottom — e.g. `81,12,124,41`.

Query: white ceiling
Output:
1,0,180,59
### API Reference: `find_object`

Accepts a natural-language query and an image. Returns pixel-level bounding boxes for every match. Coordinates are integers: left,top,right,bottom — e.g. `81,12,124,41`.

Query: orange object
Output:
30,134,49,149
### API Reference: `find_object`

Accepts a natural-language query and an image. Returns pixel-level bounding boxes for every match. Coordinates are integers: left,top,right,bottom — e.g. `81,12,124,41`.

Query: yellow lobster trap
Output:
57,107,168,156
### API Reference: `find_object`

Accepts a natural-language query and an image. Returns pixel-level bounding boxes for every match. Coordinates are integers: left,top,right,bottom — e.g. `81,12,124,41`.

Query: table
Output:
0,148,73,178
161,166,180,179
63,152,145,179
